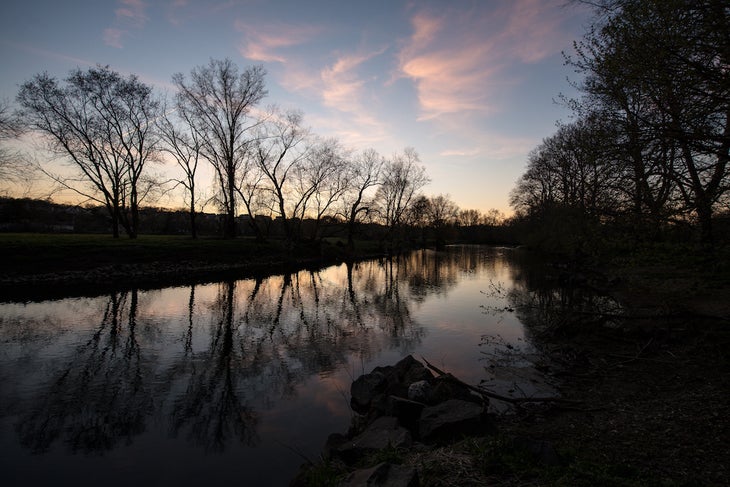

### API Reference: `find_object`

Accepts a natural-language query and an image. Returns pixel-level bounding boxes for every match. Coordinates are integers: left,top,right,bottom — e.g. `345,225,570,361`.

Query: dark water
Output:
0,245,604,486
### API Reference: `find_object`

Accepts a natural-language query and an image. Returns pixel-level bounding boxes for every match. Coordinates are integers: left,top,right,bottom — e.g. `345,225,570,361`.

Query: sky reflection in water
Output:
0,245,585,486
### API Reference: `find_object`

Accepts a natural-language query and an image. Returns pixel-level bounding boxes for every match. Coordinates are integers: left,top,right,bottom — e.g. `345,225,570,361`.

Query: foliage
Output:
512,0,730,248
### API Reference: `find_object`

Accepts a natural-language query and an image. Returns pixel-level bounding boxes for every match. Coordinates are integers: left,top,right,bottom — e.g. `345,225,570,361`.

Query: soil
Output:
404,261,730,486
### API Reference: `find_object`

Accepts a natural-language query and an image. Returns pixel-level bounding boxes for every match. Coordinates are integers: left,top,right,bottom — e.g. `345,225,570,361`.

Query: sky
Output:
0,0,592,214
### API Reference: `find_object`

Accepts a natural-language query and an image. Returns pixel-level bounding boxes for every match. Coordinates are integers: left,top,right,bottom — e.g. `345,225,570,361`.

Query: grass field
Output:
0,233,288,273
0,233,381,300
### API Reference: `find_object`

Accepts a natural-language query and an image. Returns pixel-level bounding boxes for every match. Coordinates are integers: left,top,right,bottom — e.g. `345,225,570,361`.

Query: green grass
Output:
0,233,287,274
0,233,391,280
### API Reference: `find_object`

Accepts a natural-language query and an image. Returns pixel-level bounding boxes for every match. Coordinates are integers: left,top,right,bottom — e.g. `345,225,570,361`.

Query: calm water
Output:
0,245,597,486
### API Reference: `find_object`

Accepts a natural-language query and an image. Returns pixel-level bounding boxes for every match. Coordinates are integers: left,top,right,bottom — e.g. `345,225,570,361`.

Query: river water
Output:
0,245,596,486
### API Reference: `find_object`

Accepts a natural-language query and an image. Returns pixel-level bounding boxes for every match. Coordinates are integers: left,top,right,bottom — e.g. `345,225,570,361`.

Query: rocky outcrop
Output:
291,355,497,486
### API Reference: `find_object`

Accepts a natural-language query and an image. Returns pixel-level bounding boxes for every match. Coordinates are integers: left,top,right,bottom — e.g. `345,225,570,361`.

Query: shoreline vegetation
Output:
0,233,387,301
293,243,729,486
0,234,730,486
1,234,728,485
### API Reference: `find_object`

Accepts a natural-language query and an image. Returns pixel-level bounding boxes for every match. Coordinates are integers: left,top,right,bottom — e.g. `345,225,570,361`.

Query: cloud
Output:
440,148,481,157
115,0,148,27
397,0,574,121
7,42,95,68
104,0,149,48
103,28,125,49
259,34,391,149
320,48,386,110
236,21,322,63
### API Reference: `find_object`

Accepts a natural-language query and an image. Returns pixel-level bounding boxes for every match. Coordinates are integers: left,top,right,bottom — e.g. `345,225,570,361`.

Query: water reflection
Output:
17,290,153,454
0,246,604,486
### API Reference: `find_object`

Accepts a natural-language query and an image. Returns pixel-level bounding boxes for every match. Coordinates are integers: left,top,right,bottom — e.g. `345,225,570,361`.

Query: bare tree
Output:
567,0,730,242
17,66,160,238
298,137,349,240
375,147,430,249
0,98,30,190
173,59,267,238
341,148,384,251
156,101,204,238
458,208,483,227
251,107,309,244
483,208,505,226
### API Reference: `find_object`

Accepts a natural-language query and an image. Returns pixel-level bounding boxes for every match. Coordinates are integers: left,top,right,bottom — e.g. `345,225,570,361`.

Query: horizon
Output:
0,0,593,215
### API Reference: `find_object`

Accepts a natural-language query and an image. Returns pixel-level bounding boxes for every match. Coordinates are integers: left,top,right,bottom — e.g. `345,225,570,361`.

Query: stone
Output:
418,399,494,443
337,462,419,487
332,416,412,464
407,380,431,402
394,355,433,386
388,395,426,434
351,369,390,413
428,378,482,405
350,355,433,415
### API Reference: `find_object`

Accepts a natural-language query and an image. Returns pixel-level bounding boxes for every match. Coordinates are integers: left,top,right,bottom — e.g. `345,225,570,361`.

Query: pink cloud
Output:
397,0,576,120
103,28,125,49
115,0,148,27
104,0,149,48
320,48,385,110
235,21,321,63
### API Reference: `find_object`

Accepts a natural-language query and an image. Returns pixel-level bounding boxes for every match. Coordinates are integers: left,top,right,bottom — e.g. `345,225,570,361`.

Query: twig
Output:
421,356,581,405
609,337,657,366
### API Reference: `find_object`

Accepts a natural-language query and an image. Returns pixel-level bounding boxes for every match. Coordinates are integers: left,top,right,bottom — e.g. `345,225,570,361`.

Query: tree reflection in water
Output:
16,290,153,453
3,250,496,458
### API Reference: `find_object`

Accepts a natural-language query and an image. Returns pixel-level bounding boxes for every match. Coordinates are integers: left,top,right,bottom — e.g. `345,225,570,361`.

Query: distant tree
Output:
250,107,309,244
341,148,384,251
375,148,430,249
173,59,267,238
423,193,459,247
483,208,505,226
156,101,204,238
0,98,29,189
17,66,160,238
458,208,483,227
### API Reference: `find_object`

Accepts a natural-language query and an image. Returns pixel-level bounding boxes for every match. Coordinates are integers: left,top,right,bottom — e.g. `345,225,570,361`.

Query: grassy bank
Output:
0,233,383,301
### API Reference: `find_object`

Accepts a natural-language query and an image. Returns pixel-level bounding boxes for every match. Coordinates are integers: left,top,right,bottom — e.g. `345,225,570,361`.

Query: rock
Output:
428,378,482,405
350,355,433,415
338,462,419,487
407,380,431,402
351,369,390,413
394,355,433,385
388,395,426,433
331,416,412,464
323,432,348,460
419,399,494,443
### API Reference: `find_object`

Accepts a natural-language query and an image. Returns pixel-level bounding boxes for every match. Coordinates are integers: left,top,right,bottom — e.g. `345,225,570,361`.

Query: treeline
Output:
510,0,730,252
3,59,508,252
0,196,516,247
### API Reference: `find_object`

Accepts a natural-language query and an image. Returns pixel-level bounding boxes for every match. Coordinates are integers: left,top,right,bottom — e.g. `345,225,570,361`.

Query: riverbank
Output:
294,246,730,486
2,235,727,484
0,233,383,301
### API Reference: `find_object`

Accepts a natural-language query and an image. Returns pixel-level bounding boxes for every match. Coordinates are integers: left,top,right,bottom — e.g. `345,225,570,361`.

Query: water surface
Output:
0,245,582,486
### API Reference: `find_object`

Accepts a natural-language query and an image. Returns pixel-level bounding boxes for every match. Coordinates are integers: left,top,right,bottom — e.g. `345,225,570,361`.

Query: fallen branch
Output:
421,356,582,405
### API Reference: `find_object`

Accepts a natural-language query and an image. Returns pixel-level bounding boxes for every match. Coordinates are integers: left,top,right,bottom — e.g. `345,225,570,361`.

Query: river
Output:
0,245,603,486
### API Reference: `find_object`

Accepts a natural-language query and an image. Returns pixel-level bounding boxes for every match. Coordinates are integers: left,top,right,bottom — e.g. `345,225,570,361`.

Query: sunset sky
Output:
0,0,592,214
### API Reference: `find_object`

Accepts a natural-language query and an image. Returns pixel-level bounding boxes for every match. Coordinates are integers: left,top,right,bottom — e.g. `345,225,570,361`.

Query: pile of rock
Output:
293,355,496,486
